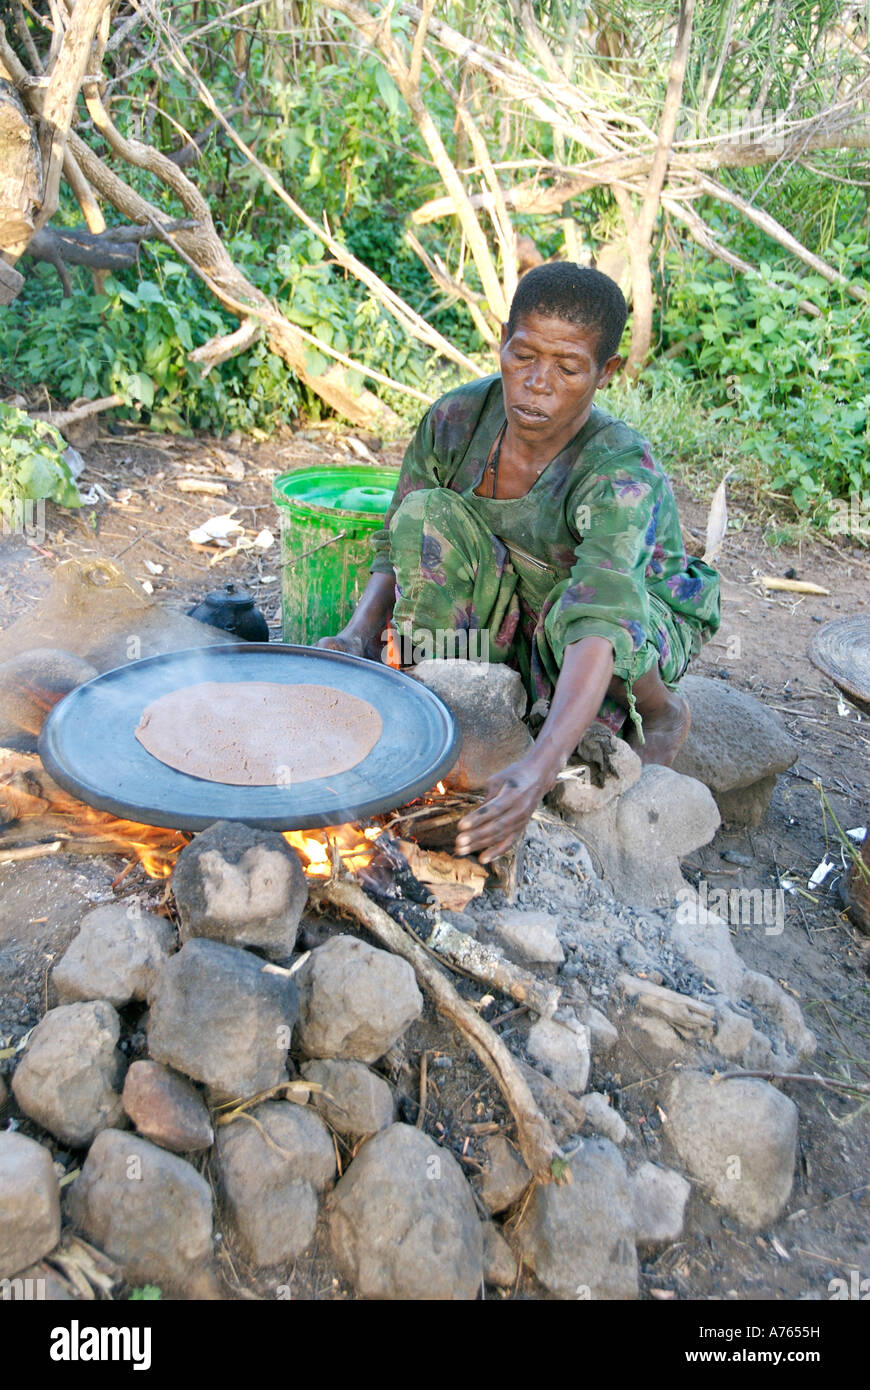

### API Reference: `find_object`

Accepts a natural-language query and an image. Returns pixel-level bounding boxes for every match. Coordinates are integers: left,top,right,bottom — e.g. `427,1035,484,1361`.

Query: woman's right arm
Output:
318,400,443,660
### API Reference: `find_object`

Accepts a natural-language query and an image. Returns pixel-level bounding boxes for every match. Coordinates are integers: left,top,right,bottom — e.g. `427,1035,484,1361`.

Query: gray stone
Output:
474,1134,531,1214
630,1162,691,1248
740,970,816,1065
328,1124,484,1300
670,886,747,997
582,1091,628,1145
548,735,642,816
215,1102,335,1267
412,659,532,793
0,648,97,737
662,1070,798,1230
517,1137,638,1299
579,1004,618,1057
0,1133,61,1279
560,764,721,909
716,776,779,827
619,1012,692,1071
171,820,308,963
68,1129,216,1295
12,1001,125,1147
494,910,565,966
526,1014,590,1096
482,1224,517,1286
52,903,175,1008
147,938,298,1104
295,934,422,1064
121,1061,214,1154
300,1059,394,1137
674,676,798,791
713,1004,756,1063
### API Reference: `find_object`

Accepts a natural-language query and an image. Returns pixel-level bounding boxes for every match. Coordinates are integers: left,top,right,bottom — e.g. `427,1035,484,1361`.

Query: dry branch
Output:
321,0,509,324
313,876,562,1179
31,393,123,427
141,6,485,380
32,0,114,235
619,0,696,373
189,318,263,376
423,915,561,1017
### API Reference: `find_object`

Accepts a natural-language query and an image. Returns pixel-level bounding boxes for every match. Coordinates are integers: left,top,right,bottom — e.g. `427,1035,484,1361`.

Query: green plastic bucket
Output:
273,464,399,644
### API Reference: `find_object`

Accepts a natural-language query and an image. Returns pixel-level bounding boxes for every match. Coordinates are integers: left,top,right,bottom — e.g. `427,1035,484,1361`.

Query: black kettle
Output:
188,582,270,642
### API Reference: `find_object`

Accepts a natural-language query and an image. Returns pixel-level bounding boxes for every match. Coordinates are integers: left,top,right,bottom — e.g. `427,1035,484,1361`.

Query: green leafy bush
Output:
660,247,870,516
0,403,80,517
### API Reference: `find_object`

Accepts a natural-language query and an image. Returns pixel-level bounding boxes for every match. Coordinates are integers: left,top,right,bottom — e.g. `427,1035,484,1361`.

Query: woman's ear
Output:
599,353,625,386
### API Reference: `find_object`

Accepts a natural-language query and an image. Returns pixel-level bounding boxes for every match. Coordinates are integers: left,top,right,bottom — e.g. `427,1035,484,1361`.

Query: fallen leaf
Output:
703,475,729,565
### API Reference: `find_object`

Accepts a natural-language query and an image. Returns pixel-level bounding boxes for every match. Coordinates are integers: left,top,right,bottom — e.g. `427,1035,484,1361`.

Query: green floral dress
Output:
370,375,720,735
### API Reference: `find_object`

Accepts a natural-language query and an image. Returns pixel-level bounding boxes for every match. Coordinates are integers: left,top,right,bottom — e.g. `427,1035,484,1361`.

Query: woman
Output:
320,264,720,864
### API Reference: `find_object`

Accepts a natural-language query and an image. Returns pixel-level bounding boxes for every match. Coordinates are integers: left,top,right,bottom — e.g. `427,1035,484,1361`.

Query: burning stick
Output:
312,876,563,1181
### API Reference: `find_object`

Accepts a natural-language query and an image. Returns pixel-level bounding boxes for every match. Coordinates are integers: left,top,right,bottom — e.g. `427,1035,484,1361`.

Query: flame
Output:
283,822,383,877
59,805,189,878
384,623,401,671
3,744,448,883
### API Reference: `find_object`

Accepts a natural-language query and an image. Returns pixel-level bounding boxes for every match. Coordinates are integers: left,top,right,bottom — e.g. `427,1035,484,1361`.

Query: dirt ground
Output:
0,419,868,1302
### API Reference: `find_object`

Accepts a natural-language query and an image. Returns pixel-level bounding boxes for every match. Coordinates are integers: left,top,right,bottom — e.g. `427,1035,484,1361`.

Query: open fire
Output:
0,748,463,894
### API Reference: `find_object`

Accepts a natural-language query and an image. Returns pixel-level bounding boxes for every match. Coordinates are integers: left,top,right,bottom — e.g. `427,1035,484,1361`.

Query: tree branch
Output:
34,0,114,234
638,0,695,245
696,172,869,303
140,0,486,377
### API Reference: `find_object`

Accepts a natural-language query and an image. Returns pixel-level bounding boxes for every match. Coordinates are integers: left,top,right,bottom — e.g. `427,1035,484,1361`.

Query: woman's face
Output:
499,311,622,446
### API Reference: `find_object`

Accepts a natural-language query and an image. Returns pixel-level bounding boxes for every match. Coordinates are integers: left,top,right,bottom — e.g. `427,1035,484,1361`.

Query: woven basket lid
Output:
808,615,870,713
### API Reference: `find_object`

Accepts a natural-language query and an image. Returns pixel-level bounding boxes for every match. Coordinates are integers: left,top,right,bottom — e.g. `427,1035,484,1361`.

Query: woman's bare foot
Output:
628,692,691,766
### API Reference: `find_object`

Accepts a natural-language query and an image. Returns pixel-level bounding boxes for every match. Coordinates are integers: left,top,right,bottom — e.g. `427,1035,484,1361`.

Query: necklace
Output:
483,421,508,498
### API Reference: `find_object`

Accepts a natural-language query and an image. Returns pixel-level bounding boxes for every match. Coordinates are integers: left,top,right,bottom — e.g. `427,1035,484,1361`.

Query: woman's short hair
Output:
506,263,628,366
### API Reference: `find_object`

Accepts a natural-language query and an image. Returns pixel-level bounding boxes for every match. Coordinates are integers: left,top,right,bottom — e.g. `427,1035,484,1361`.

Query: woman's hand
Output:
455,755,554,865
453,636,617,865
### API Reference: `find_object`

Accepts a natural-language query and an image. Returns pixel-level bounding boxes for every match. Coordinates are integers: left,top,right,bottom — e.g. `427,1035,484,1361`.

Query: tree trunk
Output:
0,80,42,258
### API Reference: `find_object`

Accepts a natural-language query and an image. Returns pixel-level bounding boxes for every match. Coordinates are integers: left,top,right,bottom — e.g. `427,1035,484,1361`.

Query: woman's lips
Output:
512,404,549,422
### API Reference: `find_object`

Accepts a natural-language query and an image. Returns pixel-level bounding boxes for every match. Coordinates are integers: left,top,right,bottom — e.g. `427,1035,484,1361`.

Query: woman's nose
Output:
524,361,552,392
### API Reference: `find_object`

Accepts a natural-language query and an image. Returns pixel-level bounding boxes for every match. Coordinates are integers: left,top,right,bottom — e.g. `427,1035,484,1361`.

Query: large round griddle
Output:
38,644,459,831
808,615,870,715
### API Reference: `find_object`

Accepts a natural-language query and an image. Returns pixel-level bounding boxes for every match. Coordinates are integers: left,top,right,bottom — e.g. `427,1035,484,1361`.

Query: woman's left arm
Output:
455,633,614,864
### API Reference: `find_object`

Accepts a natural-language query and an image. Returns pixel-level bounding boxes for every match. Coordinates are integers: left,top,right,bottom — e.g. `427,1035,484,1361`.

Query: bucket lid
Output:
273,465,398,517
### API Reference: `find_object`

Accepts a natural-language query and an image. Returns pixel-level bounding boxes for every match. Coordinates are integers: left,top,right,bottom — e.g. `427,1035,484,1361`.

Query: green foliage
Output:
1,255,303,436
0,403,80,515
1,0,867,539
658,247,870,516
129,1285,163,1300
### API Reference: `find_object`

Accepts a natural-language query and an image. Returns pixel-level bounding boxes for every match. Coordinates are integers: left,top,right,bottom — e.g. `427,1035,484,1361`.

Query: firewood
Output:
516,1058,588,1142
312,877,563,1180
424,916,560,1018
0,840,62,864
396,838,487,910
